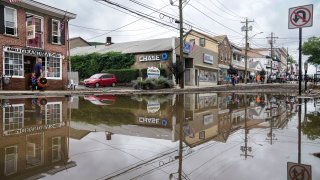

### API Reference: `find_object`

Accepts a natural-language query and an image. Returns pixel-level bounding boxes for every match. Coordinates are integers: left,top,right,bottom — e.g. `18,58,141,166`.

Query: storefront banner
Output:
3,122,65,136
204,53,214,64
3,46,63,58
26,25,36,39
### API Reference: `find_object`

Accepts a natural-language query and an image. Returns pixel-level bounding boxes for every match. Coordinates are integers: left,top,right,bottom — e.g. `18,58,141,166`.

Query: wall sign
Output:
161,53,168,61
139,54,161,62
183,42,191,54
4,46,63,58
26,25,36,39
3,122,65,136
147,66,160,79
204,53,214,64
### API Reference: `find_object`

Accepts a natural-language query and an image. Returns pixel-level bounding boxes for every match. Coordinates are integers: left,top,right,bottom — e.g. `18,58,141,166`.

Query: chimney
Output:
106,37,112,46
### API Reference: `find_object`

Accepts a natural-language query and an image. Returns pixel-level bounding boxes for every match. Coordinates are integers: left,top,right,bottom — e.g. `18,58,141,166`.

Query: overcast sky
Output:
40,0,319,73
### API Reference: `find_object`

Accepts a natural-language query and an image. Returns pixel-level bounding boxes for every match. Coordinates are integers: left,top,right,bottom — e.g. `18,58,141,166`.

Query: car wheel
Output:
95,83,100,88
112,82,116,87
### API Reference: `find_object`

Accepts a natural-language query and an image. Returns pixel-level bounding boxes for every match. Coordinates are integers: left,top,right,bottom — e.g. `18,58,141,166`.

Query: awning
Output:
195,64,220,71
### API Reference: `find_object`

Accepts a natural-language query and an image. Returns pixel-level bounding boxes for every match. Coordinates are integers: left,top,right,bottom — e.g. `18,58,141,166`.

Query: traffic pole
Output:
298,28,302,95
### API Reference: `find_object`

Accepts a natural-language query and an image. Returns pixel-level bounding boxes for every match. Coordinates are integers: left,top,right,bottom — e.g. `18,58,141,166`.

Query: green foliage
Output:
132,76,174,90
302,113,320,140
287,55,296,64
103,69,139,83
302,37,320,65
71,52,135,79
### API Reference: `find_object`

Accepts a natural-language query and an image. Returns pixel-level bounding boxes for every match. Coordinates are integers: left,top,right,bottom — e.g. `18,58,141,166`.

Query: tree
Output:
301,113,320,140
302,37,320,65
287,55,296,64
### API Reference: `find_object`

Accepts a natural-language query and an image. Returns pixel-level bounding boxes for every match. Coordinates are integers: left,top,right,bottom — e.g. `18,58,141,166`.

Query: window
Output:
52,19,61,44
4,105,24,134
45,57,62,79
26,14,43,48
52,137,61,162
5,146,18,176
26,134,44,168
4,7,17,36
45,102,62,125
189,39,195,44
199,38,205,47
4,52,23,77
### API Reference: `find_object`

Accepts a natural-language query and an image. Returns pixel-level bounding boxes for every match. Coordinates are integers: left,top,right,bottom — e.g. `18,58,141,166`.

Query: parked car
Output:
84,95,116,106
83,73,117,88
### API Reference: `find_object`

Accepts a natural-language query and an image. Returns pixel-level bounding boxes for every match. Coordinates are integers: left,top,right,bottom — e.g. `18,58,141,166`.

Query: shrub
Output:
132,77,174,90
103,69,139,83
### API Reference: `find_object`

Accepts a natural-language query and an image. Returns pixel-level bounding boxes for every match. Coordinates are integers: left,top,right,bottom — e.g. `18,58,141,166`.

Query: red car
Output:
83,73,117,88
84,95,116,106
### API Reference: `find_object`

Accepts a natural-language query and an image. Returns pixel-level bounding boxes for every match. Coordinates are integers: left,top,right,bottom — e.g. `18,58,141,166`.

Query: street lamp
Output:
304,62,308,91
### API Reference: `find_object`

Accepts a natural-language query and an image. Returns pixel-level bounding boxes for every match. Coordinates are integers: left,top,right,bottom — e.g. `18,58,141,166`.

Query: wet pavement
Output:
0,93,319,180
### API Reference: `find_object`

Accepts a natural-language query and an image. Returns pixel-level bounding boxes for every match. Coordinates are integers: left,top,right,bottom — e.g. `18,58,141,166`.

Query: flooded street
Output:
1,93,319,180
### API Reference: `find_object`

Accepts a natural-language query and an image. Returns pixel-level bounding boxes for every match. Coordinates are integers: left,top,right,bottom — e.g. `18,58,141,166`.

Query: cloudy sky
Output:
40,0,319,73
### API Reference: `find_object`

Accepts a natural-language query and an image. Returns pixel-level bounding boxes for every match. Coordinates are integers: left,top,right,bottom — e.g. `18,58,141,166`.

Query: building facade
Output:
0,0,76,90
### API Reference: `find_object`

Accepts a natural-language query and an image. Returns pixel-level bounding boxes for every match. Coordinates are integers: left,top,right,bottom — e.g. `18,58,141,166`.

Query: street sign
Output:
287,162,312,180
288,4,313,29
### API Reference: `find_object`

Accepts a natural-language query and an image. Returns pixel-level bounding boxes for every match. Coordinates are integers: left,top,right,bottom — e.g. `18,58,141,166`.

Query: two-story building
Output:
0,0,76,90
184,30,232,85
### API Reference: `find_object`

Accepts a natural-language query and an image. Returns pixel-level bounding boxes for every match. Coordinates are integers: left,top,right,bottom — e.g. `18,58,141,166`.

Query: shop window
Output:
45,57,61,79
4,52,23,77
26,133,44,168
4,104,24,134
4,7,17,36
45,102,62,125
26,14,43,49
5,146,18,176
199,38,205,47
52,137,62,162
52,19,61,44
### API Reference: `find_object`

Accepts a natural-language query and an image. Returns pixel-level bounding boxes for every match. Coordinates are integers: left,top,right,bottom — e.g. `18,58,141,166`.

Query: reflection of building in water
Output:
0,98,74,180
182,93,220,147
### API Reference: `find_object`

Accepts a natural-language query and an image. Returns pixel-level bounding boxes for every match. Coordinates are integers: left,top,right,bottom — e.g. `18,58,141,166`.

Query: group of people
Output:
227,65,266,86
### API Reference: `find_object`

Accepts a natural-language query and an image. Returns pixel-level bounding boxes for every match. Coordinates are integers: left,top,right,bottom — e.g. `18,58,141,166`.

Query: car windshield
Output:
89,74,102,79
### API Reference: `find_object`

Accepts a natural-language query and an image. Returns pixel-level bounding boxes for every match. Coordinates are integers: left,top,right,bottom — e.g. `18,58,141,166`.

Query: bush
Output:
71,52,135,80
132,77,174,90
103,69,139,83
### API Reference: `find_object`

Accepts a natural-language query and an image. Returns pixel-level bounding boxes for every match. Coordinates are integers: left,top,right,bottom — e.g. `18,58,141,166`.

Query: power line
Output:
70,24,160,32
215,0,244,18
189,4,242,36
208,0,243,19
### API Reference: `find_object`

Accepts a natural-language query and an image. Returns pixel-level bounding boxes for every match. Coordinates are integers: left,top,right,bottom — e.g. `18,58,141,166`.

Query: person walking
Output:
34,58,43,79
256,74,261,83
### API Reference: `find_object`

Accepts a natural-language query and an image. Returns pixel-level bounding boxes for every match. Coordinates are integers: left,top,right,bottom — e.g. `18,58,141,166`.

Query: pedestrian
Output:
231,75,236,86
256,74,261,83
33,58,43,91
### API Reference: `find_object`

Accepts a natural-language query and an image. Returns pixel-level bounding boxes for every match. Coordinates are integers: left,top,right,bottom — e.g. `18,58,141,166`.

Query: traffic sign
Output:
287,162,312,180
288,4,313,29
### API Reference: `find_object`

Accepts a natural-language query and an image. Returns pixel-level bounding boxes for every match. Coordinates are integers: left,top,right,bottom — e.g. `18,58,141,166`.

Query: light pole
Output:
170,0,184,89
304,62,308,91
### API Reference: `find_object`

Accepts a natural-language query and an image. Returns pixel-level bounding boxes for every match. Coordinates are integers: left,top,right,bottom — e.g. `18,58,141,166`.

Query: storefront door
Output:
24,56,36,90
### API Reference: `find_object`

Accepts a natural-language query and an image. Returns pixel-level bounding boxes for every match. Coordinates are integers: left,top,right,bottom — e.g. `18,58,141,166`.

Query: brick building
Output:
0,0,76,90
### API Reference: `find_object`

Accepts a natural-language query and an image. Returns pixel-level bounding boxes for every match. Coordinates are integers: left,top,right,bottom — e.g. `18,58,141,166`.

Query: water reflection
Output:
0,98,74,179
0,94,319,180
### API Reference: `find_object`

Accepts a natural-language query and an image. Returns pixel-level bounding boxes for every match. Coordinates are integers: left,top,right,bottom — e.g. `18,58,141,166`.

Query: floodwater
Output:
0,93,319,180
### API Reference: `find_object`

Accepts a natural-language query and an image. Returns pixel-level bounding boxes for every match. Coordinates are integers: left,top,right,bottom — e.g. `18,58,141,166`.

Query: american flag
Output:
9,0,21,3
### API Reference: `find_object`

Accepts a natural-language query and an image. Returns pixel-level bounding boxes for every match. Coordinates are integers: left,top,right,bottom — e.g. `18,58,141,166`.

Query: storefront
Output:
0,0,76,90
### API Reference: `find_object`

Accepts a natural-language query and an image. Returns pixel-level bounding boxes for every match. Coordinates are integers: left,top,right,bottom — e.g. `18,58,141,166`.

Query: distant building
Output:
69,37,91,49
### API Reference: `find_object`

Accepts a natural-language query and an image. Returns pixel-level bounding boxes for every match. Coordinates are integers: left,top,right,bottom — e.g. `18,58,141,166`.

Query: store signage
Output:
139,54,161,62
147,66,160,79
3,122,65,136
3,46,63,58
183,42,191,54
138,117,168,127
204,53,214,64
147,101,160,113
26,25,36,39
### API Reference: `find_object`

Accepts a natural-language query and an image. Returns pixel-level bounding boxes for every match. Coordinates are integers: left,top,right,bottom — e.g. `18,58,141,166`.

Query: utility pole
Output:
241,18,254,84
286,47,289,75
240,95,253,159
178,0,184,89
266,32,278,82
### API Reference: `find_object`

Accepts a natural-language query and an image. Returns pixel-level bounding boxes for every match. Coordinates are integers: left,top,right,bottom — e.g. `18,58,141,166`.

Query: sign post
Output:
288,4,313,95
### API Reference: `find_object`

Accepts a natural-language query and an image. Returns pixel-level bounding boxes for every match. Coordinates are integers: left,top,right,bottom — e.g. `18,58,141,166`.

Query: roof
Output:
71,37,174,56
13,0,76,19
212,35,227,43
184,30,219,43
70,37,91,46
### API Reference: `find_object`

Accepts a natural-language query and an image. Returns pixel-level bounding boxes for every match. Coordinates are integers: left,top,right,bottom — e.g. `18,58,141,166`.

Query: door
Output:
195,69,199,86
24,56,36,89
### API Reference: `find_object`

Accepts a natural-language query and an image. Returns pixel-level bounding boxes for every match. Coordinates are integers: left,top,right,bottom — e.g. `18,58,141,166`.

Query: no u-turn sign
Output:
288,4,313,29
